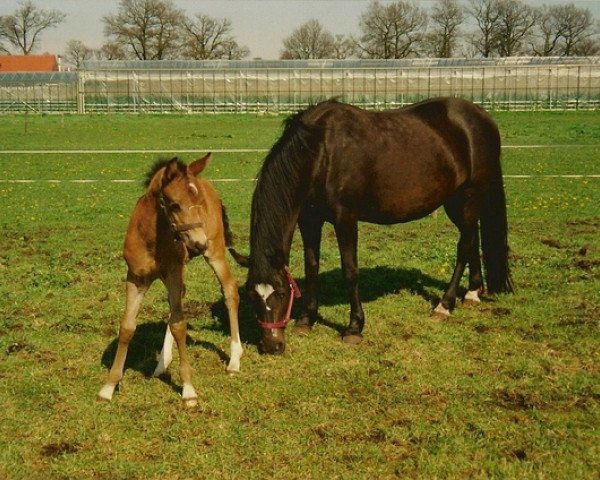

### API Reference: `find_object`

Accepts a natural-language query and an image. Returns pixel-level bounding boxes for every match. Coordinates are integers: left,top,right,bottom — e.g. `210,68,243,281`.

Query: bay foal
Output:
98,154,243,407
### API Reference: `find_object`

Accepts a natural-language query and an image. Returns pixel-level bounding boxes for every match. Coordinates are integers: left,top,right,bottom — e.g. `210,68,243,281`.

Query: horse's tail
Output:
220,201,250,268
480,171,514,294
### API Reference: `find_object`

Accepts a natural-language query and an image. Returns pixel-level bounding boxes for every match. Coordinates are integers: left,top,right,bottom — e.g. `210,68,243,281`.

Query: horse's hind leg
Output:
434,191,481,318
98,275,148,401
205,253,243,373
164,267,198,408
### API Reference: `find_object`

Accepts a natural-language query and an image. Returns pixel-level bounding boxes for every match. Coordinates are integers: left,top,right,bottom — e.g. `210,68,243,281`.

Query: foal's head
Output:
153,154,212,258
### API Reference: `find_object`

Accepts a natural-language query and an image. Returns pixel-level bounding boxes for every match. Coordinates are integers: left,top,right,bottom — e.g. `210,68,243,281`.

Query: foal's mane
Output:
143,157,188,189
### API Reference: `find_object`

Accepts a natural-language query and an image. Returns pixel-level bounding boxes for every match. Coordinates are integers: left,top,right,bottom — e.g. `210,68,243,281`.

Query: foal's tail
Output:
480,172,514,294
221,202,250,268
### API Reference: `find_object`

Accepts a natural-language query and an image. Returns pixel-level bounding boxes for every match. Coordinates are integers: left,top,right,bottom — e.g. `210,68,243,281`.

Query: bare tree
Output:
356,0,427,59
280,19,336,59
532,4,597,57
333,34,355,59
0,0,65,54
495,0,537,57
425,0,465,58
96,41,128,60
181,13,248,60
63,40,94,69
468,0,501,57
103,0,185,60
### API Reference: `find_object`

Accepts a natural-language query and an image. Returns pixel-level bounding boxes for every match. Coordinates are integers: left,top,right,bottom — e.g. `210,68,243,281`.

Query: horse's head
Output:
247,256,301,355
159,154,212,258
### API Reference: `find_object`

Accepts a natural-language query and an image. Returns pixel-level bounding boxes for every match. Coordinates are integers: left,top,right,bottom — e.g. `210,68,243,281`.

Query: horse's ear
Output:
189,152,212,176
162,157,181,185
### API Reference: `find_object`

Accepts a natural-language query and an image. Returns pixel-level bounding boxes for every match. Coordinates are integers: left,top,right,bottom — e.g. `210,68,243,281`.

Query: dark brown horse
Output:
98,154,244,407
246,98,513,354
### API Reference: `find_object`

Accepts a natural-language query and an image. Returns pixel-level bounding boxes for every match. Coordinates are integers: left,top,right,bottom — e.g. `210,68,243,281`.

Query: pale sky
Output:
1,0,599,59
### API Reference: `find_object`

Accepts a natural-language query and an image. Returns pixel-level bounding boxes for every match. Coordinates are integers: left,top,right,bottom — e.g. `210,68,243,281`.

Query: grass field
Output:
0,110,599,479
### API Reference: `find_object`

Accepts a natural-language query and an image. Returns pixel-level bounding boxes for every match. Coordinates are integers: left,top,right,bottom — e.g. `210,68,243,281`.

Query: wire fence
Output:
1,57,599,114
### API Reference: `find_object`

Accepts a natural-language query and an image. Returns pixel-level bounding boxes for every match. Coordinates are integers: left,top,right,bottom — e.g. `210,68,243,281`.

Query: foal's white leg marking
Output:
433,303,451,317
153,326,174,377
464,289,481,304
255,283,274,311
226,339,243,373
182,382,198,407
97,383,116,401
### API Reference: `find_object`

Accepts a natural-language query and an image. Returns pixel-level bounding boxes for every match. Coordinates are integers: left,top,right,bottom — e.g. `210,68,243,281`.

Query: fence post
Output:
77,71,85,114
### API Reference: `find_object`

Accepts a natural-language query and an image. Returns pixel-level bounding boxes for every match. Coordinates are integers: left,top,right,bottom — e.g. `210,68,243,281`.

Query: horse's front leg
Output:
334,216,364,344
296,212,324,336
98,273,149,401
164,267,198,408
205,253,243,373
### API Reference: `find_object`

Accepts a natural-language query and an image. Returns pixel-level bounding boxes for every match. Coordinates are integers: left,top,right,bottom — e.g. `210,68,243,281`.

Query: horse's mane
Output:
249,101,332,280
143,157,187,189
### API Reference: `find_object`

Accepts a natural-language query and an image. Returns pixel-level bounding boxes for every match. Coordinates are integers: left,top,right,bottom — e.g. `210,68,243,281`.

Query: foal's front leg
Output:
205,253,243,373
164,268,198,408
334,216,364,344
98,274,148,401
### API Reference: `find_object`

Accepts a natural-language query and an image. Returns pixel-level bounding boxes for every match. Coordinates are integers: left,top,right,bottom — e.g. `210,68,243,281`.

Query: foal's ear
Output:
189,152,212,176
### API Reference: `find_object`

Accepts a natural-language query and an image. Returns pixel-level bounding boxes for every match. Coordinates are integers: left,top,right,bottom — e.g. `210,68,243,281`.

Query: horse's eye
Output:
169,202,181,213
275,291,287,299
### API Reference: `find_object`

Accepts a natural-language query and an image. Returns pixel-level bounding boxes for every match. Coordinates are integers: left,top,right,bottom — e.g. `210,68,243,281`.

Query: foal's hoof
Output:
342,332,363,345
182,397,199,409
292,324,312,337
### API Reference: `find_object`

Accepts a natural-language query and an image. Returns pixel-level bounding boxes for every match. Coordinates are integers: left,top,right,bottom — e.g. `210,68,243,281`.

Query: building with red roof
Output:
0,55,59,72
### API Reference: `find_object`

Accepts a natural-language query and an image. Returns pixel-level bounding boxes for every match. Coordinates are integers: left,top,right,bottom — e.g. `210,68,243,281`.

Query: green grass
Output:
0,111,599,479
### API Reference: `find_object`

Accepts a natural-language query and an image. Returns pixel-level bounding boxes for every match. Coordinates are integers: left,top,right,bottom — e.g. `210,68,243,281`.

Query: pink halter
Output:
258,266,301,330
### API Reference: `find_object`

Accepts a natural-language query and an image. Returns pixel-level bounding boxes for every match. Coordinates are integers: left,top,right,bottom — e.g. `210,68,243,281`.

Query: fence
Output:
1,57,599,114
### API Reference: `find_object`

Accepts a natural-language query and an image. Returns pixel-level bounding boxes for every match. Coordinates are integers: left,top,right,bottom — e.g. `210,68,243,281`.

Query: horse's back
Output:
302,98,501,223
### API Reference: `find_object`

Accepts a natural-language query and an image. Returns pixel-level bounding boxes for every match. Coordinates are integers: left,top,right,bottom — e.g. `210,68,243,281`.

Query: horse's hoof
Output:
293,324,312,336
431,304,451,320
342,332,363,345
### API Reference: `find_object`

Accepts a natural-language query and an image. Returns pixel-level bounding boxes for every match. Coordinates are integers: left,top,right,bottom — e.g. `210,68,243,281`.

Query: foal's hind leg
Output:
98,274,149,401
164,267,198,408
153,325,174,377
205,253,243,373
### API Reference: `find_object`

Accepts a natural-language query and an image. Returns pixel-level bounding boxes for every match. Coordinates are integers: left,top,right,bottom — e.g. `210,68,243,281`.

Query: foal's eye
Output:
169,203,181,213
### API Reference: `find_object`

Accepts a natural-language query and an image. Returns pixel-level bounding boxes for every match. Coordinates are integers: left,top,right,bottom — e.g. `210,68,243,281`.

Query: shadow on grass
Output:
100,306,236,395
100,265,448,367
241,265,448,336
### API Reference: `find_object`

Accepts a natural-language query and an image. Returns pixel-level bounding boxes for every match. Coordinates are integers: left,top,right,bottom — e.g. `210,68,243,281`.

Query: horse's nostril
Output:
272,342,285,355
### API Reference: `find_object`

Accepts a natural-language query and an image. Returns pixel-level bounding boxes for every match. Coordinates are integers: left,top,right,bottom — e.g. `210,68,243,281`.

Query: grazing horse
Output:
246,98,513,355
98,154,244,407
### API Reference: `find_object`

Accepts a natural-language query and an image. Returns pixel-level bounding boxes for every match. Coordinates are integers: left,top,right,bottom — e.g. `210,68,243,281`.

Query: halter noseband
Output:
259,266,301,330
158,189,204,240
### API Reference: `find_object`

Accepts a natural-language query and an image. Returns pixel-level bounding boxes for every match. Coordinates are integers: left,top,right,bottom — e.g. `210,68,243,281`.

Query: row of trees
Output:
1,0,599,68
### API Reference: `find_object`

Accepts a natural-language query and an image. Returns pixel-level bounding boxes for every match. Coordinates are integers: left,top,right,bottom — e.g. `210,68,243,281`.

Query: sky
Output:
1,0,600,60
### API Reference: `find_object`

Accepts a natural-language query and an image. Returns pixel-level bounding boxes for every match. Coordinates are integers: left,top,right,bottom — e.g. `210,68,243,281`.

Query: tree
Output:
181,13,249,60
356,0,427,59
103,0,185,60
468,0,502,57
424,0,465,58
280,19,336,59
531,4,597,56
63,40,94,69
97,41,127,60
332,34,355,59
495,0,537,57
0,0,65,54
